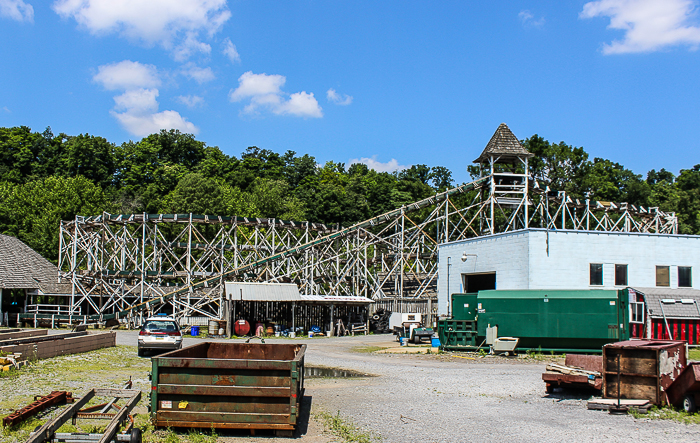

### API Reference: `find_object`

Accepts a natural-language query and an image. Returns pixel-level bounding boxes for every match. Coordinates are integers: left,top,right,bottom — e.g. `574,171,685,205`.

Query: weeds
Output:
630,406,700,424
186,428,218,443
688,348,700,361
317,410,382,443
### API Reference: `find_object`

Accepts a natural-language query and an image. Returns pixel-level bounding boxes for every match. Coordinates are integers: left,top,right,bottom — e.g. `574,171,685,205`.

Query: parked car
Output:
138,315,183,356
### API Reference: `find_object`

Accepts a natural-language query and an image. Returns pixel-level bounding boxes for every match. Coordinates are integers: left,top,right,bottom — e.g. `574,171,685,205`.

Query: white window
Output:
630,301,645,324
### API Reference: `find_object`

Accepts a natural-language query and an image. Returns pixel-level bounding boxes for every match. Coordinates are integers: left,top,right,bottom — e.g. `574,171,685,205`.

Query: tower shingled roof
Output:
473,123,533,163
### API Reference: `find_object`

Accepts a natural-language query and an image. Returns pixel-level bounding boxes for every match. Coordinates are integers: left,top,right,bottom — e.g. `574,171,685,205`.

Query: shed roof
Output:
632,287,700,320
224,282,373,304
225,282,302,301
473,123,533,164
0,234,63,293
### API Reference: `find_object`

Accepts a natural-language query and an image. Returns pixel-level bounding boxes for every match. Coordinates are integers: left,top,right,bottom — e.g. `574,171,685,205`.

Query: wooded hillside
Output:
0,126,697,263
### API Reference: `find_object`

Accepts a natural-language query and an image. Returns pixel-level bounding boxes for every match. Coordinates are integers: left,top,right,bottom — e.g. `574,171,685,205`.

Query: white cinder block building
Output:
437,229,700,316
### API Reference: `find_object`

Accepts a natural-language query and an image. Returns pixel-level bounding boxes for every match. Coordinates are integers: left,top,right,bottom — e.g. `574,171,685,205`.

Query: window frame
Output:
590,263,603,286
629,301,645,324
615,264,628,286
678,266,692,288
656,265,670,287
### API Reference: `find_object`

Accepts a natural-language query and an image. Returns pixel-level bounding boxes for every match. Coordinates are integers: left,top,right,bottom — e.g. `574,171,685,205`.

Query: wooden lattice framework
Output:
52,124,678,323
57,176,677,323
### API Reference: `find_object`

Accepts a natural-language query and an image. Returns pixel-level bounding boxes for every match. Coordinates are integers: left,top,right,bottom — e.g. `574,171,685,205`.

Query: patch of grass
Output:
351,346,387,353
630,406,700,424
317,410,382,443
186,427,218,443
688,347,700,361
523,349,565,362
0,346,151,443
0,367,19,379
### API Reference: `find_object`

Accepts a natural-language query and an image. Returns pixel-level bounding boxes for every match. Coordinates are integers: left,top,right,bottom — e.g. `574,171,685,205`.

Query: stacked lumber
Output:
543,362,602,392
545,363,601,377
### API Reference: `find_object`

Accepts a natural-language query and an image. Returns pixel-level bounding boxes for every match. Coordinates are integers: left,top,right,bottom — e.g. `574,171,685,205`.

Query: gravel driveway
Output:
115,331,700,442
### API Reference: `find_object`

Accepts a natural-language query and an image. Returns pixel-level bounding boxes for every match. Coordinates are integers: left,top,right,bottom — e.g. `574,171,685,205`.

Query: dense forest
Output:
0,126,698,264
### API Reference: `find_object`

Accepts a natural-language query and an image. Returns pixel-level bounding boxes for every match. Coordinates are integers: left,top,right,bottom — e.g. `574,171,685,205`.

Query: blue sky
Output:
1,1,700,184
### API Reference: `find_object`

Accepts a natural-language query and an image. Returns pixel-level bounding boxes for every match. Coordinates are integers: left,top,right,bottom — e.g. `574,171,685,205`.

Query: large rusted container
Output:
150,342,305,432
603,340,686,405
666,362,700,410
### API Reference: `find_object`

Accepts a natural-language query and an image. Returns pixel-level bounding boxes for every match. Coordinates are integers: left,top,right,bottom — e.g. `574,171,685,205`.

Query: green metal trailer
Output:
438,289,630,353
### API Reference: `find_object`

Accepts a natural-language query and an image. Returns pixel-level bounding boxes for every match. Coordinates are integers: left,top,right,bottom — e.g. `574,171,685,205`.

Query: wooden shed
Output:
628,287,700,344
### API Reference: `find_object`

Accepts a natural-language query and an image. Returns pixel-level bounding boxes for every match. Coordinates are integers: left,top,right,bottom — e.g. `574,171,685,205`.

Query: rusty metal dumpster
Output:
603,340,686,405
150,342,305,432
665,362,700,412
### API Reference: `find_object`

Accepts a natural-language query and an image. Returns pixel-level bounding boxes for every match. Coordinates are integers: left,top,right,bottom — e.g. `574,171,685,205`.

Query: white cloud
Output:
52,0,230,59
222,37,240,63
229,71,285,101
2,106,10,113
113,88,159,113
94,59,198,136
347,156,409,173
229,71,322,118
519,10,545,28
326,88,353,106
110,88,198,137
176,94,204,108
581,0,700,54
275,91,323,118
112,110,198,137
180,62,215,83
93,60,161,90
0,0,33,22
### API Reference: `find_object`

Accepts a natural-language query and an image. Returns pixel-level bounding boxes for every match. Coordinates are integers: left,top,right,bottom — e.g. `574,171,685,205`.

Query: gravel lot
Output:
112,331,700,442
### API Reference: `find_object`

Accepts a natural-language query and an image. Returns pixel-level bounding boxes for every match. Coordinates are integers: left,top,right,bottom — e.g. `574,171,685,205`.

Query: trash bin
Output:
191,325,199,336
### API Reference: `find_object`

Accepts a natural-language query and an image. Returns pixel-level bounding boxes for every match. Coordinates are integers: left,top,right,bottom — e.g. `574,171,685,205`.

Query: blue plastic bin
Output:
191,325,199,336
431,337,440,347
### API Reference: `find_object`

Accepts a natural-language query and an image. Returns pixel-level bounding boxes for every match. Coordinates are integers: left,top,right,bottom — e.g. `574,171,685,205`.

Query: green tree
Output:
161,173,226,215
0,176,108,262
523,135,591,197
249,178,306,221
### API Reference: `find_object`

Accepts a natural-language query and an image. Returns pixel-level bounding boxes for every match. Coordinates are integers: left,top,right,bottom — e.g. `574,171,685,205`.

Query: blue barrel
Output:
191,325,199,337
431,337,441,347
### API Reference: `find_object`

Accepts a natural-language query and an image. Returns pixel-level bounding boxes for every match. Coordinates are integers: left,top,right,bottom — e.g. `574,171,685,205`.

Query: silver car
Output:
137,316,183,357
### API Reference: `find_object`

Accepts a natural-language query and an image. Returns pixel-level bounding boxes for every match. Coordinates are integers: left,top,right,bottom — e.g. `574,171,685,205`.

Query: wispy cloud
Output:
519,10,545,28
327,88,353,106
229,71,322,118
0,0,33,22
347,156,409,173
94,60,198,137
581,0,700,54
176,94,204,108
2,106,10,113
222,37,240,63
180,62,215,83
52,0,230,60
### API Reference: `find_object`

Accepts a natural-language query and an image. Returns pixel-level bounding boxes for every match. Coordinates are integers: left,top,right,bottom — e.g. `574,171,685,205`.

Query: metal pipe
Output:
659,300,673,339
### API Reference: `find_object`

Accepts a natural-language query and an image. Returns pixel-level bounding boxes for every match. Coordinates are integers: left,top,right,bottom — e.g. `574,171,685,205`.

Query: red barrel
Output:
234,319,250,336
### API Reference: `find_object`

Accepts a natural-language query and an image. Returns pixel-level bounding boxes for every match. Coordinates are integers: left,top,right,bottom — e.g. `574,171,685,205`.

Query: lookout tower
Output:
473,123,533,235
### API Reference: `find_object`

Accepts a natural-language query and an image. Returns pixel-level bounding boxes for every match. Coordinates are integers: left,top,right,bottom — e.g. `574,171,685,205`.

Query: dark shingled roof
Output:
633,287,700,320
473,123,533,163
0,234,63,293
